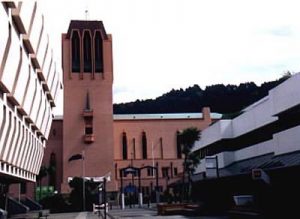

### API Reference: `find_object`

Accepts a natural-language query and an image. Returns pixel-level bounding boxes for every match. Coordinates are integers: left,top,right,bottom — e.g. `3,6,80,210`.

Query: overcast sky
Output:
40,0,300,115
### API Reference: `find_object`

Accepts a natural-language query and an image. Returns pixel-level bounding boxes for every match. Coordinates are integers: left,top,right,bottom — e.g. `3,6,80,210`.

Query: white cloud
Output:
41,0,300,112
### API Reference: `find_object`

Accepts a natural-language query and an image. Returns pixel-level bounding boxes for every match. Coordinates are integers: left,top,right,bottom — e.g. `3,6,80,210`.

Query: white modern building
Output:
193,73,300,177
191,73,300,216
0,1,61,186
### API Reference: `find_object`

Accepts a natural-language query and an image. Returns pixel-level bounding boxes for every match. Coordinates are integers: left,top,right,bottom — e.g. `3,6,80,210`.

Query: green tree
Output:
36,165,48,201
178,127,201,202
69,177,98,211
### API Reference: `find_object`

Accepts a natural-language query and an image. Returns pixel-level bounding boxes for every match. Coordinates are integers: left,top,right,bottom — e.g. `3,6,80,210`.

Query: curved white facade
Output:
193,73,300,176
0,2,61,182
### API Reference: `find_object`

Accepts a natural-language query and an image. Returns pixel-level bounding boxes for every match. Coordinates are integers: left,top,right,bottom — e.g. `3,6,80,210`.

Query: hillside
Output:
113,77,289,115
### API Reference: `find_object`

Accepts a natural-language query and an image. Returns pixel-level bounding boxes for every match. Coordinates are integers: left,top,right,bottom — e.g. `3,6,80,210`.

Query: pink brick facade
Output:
113,108,214,193
61,21,115,192
40,108,218,194
18,20,220,198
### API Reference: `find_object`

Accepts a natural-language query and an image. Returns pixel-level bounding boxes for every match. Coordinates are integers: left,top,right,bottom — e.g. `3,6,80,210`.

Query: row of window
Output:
122,132,148,160
122,131,183,160
118,166,178,178
71,30,103,73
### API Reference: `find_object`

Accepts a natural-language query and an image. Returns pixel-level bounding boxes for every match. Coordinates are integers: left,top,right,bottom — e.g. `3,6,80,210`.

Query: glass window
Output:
142,132,147,159
83,31,92,72
176,131,182,159
147,167,154,176
174,167,178,176
94,31,103,72
85,127,93,135
132,138,136,159
162,167,169,178
71,31,80,72
160,137,163,158
122,132,128,160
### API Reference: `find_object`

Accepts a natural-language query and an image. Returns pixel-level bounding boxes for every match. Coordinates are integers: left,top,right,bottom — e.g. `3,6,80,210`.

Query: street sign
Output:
124,184,136,193
252,169,270,184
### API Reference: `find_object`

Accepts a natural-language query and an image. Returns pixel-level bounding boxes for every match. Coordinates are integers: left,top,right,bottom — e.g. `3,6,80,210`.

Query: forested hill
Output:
113,77,288,115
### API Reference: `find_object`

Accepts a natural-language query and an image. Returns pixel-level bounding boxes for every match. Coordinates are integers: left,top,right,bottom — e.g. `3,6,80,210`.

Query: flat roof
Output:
113,113,222,121
53,113,222,121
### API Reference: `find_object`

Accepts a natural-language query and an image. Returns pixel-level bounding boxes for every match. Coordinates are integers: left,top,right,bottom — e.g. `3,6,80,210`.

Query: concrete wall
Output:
194,73,300,175
0,2,61,183
274,125,300,155
271,73,300,116
194,120,232,151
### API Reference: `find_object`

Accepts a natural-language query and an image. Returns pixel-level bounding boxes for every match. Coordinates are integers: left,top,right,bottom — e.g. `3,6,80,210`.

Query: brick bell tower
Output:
61,20,115,192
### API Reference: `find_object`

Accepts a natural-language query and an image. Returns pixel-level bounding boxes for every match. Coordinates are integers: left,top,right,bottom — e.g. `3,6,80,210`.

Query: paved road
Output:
48,212,101,219
107,208,228,219
46,208,228,219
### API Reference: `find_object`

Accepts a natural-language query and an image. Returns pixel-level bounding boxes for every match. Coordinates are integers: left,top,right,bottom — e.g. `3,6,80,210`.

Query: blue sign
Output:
124,185,136,193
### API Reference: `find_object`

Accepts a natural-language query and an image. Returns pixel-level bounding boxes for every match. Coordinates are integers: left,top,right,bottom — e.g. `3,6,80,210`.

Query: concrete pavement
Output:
47,212,101,219
107,207,229,219
44,208,229,219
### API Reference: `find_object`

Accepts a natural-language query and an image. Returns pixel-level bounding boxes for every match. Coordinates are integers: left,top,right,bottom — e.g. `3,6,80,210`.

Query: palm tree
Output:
178,127,201,202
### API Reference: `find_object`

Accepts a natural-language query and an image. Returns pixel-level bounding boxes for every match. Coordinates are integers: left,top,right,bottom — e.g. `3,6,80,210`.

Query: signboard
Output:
124,184,137,193
123,168,138,177
252,169,270,184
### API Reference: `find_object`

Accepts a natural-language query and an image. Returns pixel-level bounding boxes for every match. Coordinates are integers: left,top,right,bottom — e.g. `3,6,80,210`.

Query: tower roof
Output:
66,20,108,40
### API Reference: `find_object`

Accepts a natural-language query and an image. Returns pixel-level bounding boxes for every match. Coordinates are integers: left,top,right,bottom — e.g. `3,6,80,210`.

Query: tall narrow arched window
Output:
83,31,92,72
142,131,147,159
71,31,80,72
176,131,182,159
122,132,128,160
132,138,136,159
160,137,163,159
94,31,103,72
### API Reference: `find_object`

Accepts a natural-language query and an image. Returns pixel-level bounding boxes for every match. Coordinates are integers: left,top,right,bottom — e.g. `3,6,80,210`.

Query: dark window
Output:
83,32,92,72
176,131,182,159
162,167,169,178
147,167,154,176
160,137,163,158
174,167,178,176
71,31,80,72
142,132,147,159
119,169,123,178
122,132,128,160
20,182,27,194
85,127,93,135
132,138,136,159
94,31,103,72
52,129,56,136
